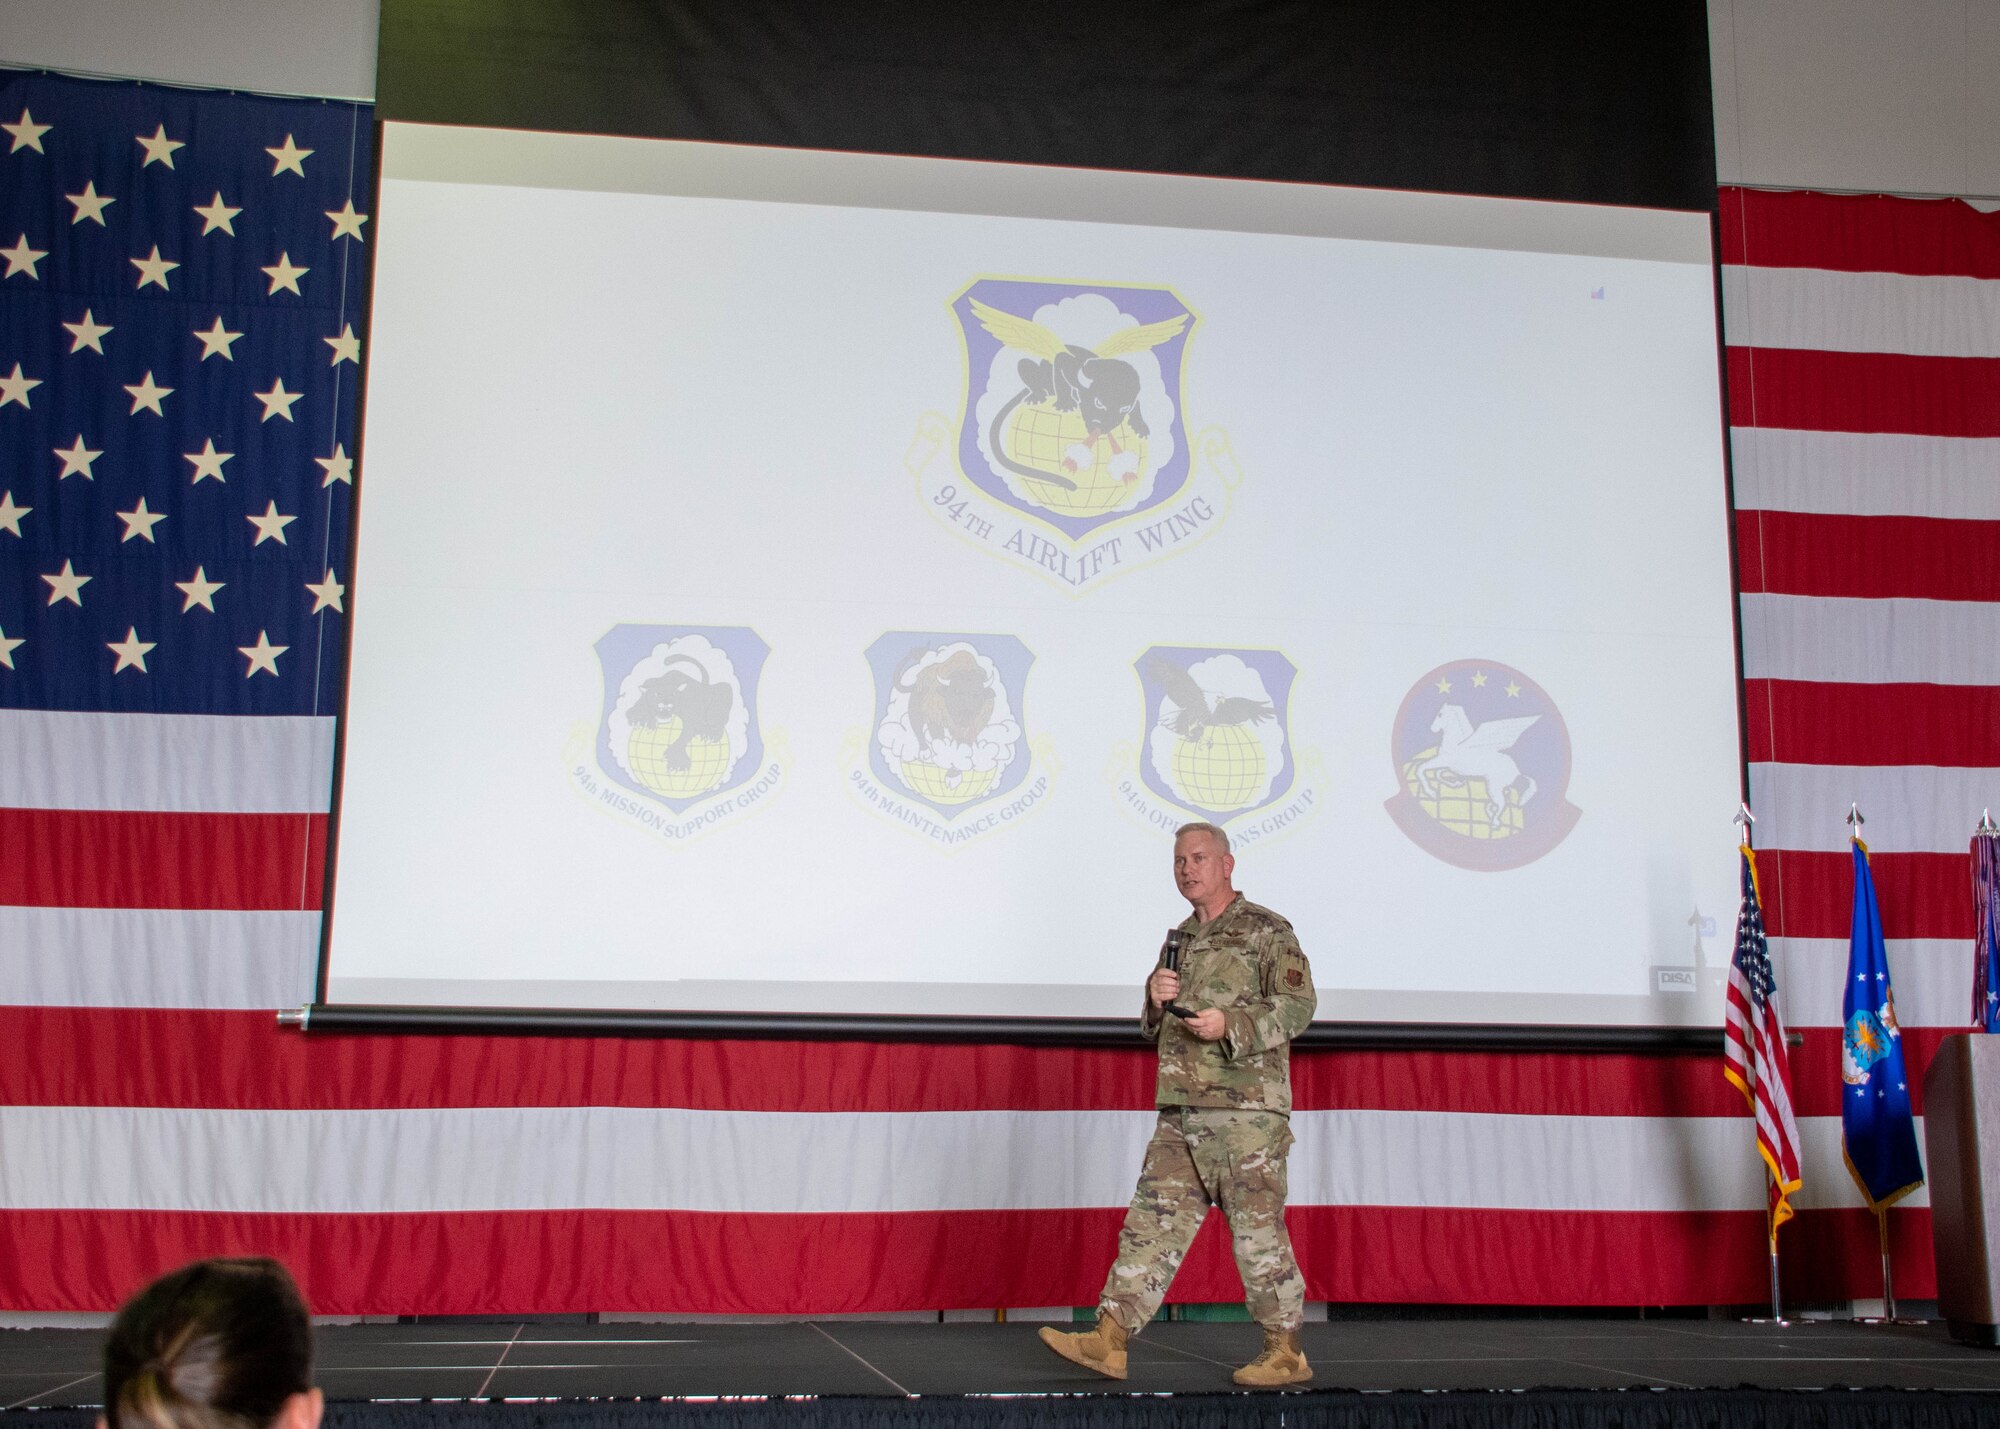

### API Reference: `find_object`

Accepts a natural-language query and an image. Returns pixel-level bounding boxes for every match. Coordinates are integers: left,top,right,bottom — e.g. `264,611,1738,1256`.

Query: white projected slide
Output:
324,121,1742,1025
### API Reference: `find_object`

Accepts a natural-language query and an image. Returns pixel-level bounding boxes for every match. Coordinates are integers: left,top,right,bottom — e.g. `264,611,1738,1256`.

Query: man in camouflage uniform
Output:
1040,821,1315,1387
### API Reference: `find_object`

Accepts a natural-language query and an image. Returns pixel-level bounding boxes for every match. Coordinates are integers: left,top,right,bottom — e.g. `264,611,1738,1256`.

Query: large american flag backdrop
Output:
3,68,1993,1314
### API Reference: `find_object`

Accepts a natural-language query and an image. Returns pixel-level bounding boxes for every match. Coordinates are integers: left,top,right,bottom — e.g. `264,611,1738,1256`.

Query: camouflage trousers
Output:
1099,1107,1304,1334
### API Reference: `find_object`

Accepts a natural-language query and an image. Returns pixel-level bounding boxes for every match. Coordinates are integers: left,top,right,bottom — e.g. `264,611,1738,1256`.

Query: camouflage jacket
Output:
1140,893,1315,1113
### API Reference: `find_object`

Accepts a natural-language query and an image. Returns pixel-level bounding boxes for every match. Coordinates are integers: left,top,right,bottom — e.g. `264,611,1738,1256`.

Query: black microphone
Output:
1159,928,1195,1020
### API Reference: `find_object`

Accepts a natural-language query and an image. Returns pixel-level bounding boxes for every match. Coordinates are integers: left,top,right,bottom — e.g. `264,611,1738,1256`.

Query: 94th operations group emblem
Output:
1114,645,1322,851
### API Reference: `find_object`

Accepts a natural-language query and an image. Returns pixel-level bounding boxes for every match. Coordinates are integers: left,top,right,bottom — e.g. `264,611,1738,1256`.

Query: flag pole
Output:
1767,1198,1784,1323
1850,803,1884,1324
1977,811,2000,1032
1877,1208,1897,1322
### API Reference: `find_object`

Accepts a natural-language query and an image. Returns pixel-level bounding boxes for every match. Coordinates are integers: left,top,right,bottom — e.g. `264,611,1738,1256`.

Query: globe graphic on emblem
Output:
898,761,999,806
1003,403,1150,517
1169,725,1266,814
1400,748,1526,840
625,719,732,799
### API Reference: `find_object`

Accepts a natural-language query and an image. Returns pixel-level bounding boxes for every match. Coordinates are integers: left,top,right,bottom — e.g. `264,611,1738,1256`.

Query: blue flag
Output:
1975,834,2000,1032
1841,839,1924,1210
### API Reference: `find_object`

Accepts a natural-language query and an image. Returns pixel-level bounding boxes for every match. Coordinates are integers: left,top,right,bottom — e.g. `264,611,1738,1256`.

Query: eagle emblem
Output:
1135,646,1295,821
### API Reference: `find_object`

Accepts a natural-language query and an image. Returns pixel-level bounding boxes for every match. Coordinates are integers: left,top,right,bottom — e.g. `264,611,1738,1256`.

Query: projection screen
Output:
321,120,1742,1026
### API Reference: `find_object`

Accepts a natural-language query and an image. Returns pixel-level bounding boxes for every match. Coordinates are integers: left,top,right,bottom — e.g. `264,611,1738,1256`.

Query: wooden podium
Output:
1923,1033,2000,1348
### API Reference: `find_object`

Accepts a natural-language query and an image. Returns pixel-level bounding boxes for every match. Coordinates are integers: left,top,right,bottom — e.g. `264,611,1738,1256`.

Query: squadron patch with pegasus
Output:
1383,659,1580,871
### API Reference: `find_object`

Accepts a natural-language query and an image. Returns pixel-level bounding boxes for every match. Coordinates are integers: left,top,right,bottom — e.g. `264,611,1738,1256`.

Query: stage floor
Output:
5,1315,2000,1405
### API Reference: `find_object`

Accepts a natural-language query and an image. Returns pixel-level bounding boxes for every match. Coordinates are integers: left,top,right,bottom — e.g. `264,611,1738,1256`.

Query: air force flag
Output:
1841,839,1925,1211
1974,832,2000,1032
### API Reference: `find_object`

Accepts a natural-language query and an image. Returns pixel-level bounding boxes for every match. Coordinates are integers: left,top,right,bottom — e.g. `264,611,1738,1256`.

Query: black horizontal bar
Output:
286,1003,1725,1053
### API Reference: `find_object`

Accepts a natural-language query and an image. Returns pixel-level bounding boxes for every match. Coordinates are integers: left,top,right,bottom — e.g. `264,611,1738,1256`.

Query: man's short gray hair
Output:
1174,821,1230,855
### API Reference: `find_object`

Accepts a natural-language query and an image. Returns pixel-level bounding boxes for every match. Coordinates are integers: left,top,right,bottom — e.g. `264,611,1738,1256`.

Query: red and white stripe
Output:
7,188,1996,1316
0,701,1945,1314
1722,185,2000,1278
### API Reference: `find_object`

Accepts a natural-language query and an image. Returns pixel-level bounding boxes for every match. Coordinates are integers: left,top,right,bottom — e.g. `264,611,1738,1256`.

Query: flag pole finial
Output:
1979,808,1998,836
1847,803,1865,832
1734,802,1755,829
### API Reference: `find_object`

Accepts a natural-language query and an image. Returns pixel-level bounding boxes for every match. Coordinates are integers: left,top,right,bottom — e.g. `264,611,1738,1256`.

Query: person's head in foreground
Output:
102,1258,320,1429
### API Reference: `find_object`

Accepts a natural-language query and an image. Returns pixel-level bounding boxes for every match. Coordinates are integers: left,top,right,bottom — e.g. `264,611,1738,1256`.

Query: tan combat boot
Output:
1232,1324,1312,1387
1037,1311,1130,1380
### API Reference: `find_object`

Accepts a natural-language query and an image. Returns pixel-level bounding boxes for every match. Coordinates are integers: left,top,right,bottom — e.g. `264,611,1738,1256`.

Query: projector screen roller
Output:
323,121,1741,1026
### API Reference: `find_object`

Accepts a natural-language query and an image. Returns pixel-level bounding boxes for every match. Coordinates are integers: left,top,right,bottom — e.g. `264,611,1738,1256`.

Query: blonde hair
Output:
1174,820,1231,855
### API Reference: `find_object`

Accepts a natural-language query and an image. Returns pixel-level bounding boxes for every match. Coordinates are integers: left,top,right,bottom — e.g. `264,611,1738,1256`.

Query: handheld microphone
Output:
1159,928,1195,1020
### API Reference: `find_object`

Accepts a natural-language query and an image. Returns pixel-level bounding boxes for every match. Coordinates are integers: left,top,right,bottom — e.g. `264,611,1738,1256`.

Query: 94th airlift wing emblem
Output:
906,278,1245,594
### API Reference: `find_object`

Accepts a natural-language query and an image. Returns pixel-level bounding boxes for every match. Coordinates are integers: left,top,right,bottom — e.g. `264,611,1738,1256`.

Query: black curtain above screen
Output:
376,0,1718,212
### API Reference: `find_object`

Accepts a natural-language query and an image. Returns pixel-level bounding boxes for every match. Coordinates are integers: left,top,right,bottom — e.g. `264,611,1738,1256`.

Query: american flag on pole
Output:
1722,845,1804,1234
